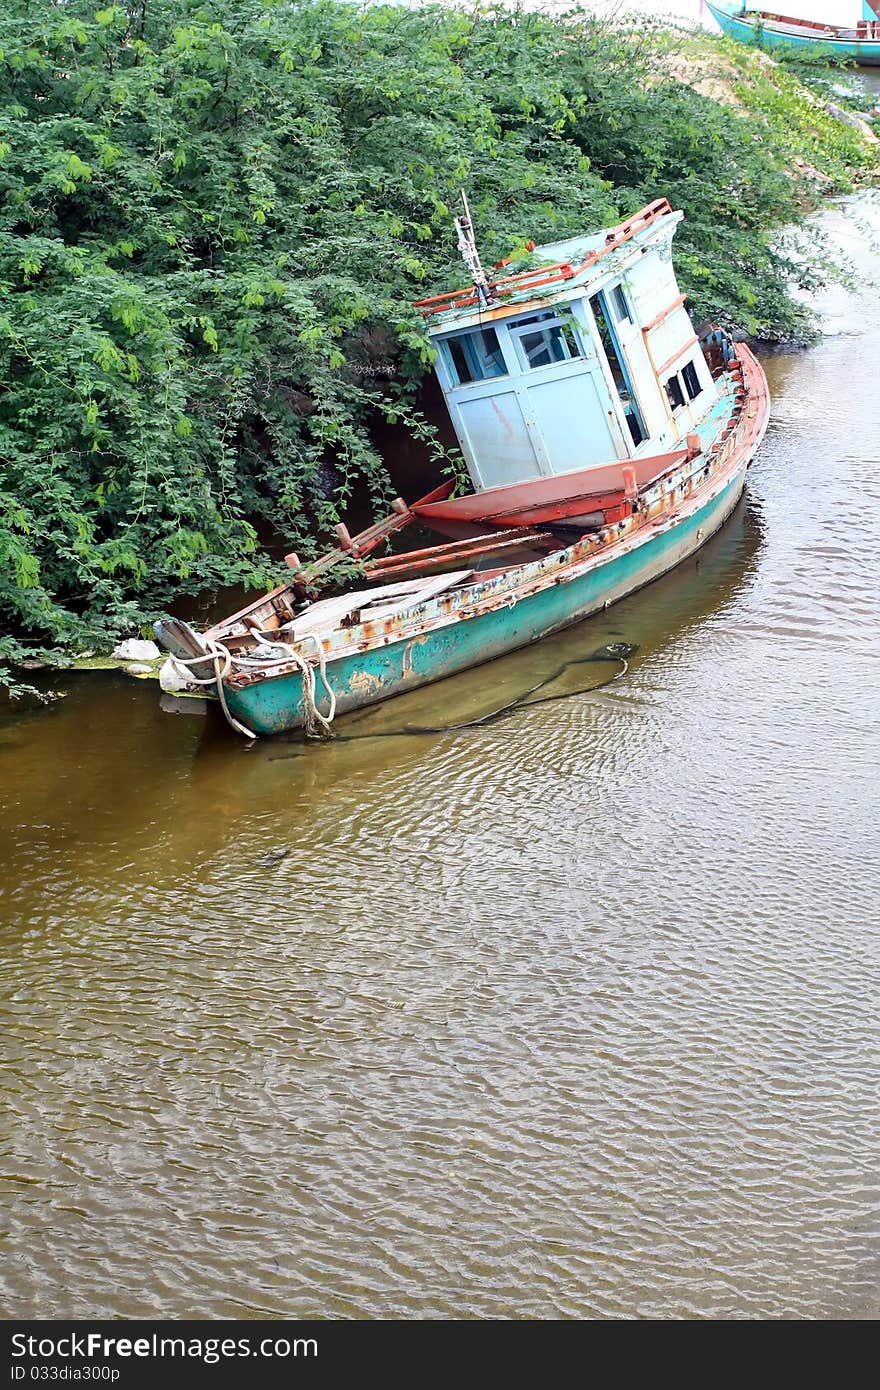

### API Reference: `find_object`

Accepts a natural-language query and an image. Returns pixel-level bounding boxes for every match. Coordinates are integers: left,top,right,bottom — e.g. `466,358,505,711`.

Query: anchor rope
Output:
167,641,258,740
251,630,336,739
168,630,338,741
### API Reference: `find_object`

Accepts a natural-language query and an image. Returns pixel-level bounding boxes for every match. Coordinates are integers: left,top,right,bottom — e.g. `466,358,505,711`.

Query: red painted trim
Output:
754,11,835,34
642,293,687,335
414,199,673,318
656,335,699,380
364,528,550,572
364,530,557,580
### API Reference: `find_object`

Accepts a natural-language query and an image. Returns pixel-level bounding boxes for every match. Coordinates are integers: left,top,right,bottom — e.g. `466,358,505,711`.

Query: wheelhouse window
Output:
510,312,581,371
681,359,702,401
442,326,507,386
610,284,632,324
665,374,686,411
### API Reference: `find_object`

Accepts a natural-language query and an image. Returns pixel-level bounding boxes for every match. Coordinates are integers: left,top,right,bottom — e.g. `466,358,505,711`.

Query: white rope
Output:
251,630,337,739
168,640,231,685
168,640,257,740
169,629,338,741
302,632,337,733
211,653,259,740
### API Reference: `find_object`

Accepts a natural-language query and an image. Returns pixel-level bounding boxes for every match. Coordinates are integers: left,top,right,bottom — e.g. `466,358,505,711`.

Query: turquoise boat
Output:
155,197,770,739
705,1,880,65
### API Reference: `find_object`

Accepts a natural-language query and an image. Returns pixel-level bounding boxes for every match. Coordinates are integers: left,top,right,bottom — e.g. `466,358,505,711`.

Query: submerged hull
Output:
225,455,751,736
705,2,880,64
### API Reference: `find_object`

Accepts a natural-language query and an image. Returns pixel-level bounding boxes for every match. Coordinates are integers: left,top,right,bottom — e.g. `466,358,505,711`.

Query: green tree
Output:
0,2,874,687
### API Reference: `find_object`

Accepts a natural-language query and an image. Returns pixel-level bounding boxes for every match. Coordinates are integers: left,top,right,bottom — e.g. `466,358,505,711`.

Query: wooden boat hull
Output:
705,2,880,64
225,461,748,735
222,346,767,736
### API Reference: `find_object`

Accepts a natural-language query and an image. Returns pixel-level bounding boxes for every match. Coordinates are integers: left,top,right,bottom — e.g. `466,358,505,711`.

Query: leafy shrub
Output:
0,1,875,682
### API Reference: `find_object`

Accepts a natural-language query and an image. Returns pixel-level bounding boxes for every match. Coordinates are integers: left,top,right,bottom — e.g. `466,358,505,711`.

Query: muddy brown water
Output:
2,193,879,1320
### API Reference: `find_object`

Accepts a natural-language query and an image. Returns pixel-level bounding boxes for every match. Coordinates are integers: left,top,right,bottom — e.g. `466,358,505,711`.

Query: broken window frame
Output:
665,373,686,412
508,311,583,372
440,325,509,386
681,359,702,402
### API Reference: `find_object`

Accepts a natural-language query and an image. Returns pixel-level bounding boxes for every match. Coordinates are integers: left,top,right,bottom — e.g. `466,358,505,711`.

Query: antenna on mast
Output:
454,190,495,307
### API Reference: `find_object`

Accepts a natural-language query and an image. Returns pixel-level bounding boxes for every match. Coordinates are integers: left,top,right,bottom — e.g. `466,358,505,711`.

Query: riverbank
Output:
1,1,879,693
653,24,879,171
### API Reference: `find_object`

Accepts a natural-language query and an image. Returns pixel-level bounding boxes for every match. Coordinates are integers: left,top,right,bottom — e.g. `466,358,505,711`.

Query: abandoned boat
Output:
155,196,770,739
705,1,880,65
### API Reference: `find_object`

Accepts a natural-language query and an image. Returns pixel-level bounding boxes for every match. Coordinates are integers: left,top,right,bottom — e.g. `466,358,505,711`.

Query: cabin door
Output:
588,291,649,449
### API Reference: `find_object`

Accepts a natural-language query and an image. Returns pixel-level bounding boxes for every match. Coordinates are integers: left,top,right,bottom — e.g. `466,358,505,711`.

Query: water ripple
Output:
2,199,880,1320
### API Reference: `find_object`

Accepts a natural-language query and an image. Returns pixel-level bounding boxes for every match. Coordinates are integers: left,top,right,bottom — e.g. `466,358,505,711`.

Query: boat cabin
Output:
415,199,715,494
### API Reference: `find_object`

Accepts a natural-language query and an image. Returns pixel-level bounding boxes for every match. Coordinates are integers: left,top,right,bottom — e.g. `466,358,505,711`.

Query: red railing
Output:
413,198,673,319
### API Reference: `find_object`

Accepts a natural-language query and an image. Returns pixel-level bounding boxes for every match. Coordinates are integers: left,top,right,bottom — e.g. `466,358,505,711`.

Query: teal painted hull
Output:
705,3,880,64
225,457,748,737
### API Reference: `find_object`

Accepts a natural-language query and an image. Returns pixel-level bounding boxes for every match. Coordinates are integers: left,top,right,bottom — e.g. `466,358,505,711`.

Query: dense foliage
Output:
0,0,876,684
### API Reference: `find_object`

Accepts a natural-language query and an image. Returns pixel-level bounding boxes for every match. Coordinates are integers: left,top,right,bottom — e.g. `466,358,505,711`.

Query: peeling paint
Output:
348,668,386,699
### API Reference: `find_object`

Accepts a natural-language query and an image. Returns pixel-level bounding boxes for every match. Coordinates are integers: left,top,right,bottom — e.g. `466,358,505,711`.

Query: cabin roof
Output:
416,198,682,336
529,228,608,264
